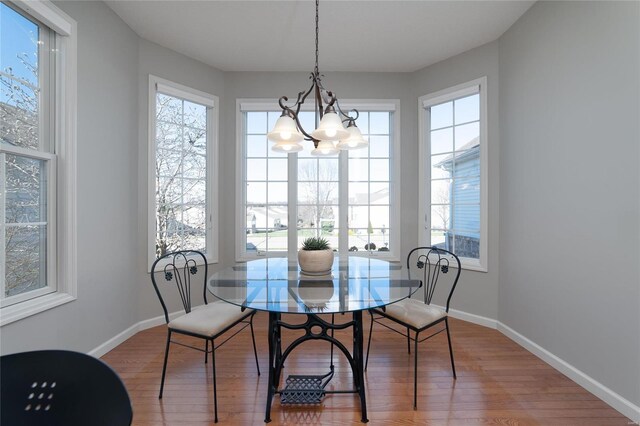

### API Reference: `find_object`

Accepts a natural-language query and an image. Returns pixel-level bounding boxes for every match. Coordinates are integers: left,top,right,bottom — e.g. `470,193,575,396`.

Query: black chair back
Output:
150,250,208,324
0,350,132,426
407,246,461,312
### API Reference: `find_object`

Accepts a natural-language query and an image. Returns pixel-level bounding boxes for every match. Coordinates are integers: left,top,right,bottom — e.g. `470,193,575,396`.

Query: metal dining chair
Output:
150,250,260,423
0,350,133,426
365,246,461,409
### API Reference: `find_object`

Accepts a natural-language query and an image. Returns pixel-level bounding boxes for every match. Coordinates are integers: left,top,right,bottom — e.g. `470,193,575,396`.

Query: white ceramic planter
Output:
297,249,334,276
297,280,334,305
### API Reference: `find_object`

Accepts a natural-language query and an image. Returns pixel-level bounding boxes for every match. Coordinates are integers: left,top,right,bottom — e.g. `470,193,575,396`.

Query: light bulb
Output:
325,129,336,138
281,131,291,140
282,145,292,151
348,140,358,147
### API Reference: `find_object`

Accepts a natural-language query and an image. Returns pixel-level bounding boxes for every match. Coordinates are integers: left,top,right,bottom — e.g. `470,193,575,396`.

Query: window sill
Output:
0,292,76,327
236,252,401,263
459,258,488,273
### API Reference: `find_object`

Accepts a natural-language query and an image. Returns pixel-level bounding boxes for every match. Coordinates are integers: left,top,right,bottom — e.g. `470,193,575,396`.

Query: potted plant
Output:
298,237,334,276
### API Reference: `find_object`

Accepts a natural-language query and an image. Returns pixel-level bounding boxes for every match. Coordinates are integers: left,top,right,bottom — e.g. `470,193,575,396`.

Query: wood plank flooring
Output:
101,313,631,425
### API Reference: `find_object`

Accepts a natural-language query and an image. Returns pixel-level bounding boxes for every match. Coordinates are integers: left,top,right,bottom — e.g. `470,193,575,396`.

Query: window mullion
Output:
451,100,456,254
314,159,318,239
338,149,348,254
180,100,185,248
206,105,213,257
40,157,48,291
264,118,269,254
425,107,431,247
0,154,6,299
287,152,297,261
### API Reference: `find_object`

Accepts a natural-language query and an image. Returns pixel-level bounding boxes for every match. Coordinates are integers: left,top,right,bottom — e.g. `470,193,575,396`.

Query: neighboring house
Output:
434,137,480,258
246,205,288,233
348,186,389,227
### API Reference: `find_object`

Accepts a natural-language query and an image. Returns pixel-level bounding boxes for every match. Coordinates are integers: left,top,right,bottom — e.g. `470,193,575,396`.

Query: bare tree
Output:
1,53,44,296
432,184,450,230
154,95,208,257
1,54,39,150
298,159,338,232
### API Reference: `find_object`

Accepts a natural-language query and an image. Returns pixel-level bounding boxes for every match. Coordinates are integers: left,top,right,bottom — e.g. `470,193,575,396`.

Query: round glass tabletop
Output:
207,257,422,314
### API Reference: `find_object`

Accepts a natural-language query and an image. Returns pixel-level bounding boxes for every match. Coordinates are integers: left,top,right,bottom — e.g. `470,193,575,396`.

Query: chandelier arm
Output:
314,80,325,120
277,96,292,111
290,111,317,144
334,99,360,123
313,73,337,110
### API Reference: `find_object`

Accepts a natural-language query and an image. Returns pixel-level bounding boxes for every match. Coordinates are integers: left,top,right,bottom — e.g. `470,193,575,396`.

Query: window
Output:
243,111,292,255
237,100,399,260
148,76,218,267
0,0,77,325
347,112,392,253
419,77,487,271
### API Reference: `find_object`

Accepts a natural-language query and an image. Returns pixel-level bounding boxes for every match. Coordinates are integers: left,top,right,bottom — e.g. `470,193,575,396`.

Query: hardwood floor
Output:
101,313,630,425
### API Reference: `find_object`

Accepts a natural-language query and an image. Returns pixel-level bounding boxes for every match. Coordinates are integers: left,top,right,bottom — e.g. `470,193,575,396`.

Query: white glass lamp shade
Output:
267,115,304,143
272,140,303,153
337,125,368,150
311,112,349,141
311,140,339,156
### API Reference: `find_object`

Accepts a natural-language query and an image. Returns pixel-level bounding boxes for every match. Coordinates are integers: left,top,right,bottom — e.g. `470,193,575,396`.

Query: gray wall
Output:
412,41,500,320
1,0,140,354
499,1,640,405
135,39,226,322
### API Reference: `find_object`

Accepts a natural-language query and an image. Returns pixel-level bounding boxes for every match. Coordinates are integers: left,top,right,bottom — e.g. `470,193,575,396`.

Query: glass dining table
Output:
207,256,421,423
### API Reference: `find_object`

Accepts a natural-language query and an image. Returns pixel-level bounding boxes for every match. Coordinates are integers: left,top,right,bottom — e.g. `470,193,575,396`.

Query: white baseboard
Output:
497,322,640,422
87,306,639,422
446,307,498,329
88,310,182,358
422,305,638,422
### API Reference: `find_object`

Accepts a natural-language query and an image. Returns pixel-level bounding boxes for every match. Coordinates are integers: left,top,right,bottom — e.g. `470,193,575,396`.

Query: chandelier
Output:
267,0,368,156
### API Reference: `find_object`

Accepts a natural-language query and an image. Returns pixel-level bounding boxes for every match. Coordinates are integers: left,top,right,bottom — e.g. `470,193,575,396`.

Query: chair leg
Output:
204,340,209,364
445,317,456,379
407,327,411,354
211,339,218,423
413,331,419,410
365,310,374,371
249,313,260,376
159,329,171,399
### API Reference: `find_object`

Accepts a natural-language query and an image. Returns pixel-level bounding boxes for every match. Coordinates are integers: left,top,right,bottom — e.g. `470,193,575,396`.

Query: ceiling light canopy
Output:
267,0,368,156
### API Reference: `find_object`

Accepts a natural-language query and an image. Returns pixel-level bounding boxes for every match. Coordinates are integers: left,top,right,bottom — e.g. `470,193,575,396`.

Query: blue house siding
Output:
434,142,480,258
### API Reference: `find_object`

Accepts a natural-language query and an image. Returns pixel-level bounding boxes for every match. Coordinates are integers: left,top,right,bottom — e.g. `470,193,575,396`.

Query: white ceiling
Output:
105,0,535,73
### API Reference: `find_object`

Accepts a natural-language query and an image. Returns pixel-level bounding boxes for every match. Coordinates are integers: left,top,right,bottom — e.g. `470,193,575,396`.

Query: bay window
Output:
237,100,400,260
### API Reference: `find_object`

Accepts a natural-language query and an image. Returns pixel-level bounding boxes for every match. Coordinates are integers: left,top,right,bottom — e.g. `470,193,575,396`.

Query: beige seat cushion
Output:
377,298,446,330
168,301,251,338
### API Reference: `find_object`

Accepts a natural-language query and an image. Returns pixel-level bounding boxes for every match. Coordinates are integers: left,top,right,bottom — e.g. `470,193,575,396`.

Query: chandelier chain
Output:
315,0,319,73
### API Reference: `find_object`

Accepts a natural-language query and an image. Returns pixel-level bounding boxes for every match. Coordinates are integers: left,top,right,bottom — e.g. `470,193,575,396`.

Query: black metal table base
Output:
264,312,369,423
280,368,333,404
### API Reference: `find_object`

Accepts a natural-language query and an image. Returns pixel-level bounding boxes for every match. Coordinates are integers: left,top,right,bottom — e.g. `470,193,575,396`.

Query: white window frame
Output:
418,77,488,272
0,0,77,326
235,99,401,262
147,75,219,270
